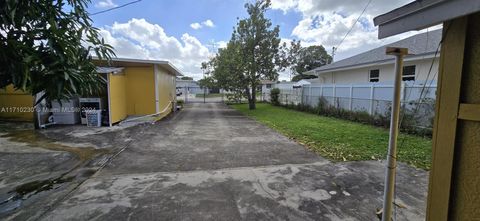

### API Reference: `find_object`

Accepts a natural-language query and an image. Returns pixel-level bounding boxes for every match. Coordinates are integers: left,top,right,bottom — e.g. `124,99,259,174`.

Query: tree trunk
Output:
249,100,256,110
33,94,40,129
249,83,256,110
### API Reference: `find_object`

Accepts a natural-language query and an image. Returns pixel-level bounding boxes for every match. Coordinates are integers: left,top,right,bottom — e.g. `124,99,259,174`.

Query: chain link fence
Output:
176,86,225,103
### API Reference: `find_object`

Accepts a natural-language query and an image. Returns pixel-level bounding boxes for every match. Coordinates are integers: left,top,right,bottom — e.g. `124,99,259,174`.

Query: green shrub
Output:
270,88,280,106
225,92,243,104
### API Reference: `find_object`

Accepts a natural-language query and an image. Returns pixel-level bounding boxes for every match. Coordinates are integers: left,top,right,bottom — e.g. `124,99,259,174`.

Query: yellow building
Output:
0,85,34,121
0,57,182,126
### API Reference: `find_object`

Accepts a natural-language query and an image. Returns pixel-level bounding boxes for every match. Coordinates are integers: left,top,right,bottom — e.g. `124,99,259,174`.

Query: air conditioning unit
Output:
79,98,104,125
51,98,80,124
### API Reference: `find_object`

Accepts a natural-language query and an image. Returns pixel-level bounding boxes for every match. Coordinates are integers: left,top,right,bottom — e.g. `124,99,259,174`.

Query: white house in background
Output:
293,79,312,87
274,81,295,90
305,29,442,84
259,80,275,94
176,79,203,95
292,78,324,87
269,79,319,92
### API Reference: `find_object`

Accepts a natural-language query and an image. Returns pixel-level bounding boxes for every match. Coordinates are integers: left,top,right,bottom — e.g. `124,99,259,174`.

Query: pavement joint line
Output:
33,110,187,220
81,160,331,180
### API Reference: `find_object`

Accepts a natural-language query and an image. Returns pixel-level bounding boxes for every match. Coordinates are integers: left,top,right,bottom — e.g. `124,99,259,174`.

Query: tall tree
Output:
0,0,115,127
285,42,332,79
198,76,215,89
202,41,248,98
202,0,286,109
296,45,332,73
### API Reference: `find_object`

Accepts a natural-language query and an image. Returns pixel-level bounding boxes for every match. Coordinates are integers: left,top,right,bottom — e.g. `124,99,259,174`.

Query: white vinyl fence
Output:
263,82,437,129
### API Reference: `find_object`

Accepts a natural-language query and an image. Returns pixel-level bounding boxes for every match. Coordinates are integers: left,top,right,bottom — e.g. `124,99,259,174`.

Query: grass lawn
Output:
231,103,432,170
195,93,223,98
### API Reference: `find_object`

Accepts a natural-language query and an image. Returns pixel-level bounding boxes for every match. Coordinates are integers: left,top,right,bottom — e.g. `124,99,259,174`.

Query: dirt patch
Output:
1,130,110,161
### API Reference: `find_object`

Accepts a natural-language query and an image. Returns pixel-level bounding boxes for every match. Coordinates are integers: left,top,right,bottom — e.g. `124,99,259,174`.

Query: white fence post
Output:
333,85,337,107
309,86,312,106
369,84,375,114
301,86,305,105
349,84,353,111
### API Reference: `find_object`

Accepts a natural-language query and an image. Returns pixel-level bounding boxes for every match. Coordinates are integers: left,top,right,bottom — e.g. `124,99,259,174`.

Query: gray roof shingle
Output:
309,29,442,74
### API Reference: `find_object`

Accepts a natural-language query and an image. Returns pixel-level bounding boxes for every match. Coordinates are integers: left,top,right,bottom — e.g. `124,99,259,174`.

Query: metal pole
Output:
184,86,187,103
382,47,408,221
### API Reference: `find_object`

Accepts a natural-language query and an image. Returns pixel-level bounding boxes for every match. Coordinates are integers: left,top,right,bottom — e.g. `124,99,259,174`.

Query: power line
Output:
332,0,373,60
90,0,142,16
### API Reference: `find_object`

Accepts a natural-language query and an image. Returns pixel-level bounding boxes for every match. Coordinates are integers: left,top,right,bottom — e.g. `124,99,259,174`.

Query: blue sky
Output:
87,0,426,80
89,0,302,48
90,0,246,45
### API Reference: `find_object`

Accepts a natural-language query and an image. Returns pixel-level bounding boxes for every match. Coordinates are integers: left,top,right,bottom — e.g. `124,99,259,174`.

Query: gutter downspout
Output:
154,64,160,113
382,47,408,221
106,73,113,127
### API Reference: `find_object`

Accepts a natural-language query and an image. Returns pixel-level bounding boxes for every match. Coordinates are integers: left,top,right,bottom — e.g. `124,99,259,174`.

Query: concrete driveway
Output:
37,103,427,221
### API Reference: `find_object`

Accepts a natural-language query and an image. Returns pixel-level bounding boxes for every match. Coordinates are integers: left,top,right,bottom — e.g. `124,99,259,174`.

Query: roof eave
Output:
374,0,480,39
314,53,437,75
159,62,183,77
93,57,183,76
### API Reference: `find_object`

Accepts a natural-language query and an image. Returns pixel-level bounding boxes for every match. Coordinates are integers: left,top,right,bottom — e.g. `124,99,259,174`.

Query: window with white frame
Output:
266,84,272,88
402,65,416,81
369,69,380,82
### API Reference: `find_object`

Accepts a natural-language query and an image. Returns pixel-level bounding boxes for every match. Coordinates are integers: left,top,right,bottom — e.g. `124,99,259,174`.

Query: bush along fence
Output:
266,82,436,137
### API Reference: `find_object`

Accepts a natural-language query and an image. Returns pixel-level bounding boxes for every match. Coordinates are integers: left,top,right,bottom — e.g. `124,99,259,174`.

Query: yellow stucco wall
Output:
108,73,127,124
427,13,480,221
156,65,176,117
0,63,177,124
124,66,156,116
0,85,34,121
448,12,480,220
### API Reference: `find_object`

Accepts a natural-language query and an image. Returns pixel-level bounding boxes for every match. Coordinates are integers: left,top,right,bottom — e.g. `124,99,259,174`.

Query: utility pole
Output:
382,47,408,221
331,47,337,63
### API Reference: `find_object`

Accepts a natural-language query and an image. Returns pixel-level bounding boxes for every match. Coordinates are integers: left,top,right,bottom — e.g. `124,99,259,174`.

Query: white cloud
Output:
270,0,431,61
216,41,228,49
202,19,215,28
190,19,215,30
190,23,202,30
99,18,211,80
270,0,298,14
95,0,117,8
